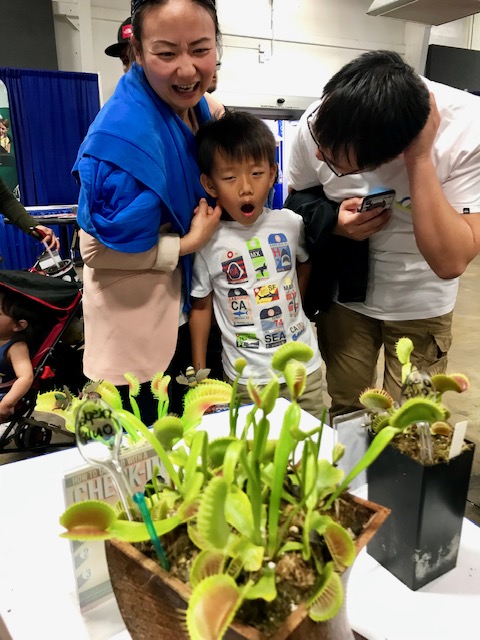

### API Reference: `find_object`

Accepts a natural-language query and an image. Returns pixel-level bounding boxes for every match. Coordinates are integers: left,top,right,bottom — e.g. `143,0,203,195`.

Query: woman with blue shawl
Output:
73,0,223,422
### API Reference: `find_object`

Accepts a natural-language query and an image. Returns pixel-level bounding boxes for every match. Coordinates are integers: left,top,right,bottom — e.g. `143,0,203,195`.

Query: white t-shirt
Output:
287,79,480,321
191,208,322,384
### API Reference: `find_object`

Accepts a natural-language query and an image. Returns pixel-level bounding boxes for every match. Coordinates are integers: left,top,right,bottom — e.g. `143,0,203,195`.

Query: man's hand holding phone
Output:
335,191,394,241
359,189,396,213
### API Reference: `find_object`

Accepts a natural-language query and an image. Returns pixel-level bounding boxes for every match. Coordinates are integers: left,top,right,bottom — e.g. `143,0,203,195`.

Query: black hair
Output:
131,0,221,49
0,291,40,345
196,110,277,175
311,50,431,169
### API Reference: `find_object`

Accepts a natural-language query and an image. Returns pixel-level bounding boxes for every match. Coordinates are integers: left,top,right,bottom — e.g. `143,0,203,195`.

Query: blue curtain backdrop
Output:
0,67,100,205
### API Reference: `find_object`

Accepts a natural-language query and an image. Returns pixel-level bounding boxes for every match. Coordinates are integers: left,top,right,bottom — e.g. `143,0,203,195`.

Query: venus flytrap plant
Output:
358,337,470,464
57,341,397,639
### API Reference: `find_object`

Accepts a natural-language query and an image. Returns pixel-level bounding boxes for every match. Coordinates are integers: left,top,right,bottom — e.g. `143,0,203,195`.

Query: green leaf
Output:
225,485,254,539
228,536,265,572
153,415,184,450
389,397,445,429
208,437,238,470
109,515,182,542
325,426,401,509
315,459,344,500
268,401,300,556
183,471,205,505
277,540,303,555
302,439,319,510
271,341,314,372
244,568,277,602
222,440,245,485
197,477,230,550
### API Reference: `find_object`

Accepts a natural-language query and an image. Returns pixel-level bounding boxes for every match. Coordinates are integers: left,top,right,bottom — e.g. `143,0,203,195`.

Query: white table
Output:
0,400,478,640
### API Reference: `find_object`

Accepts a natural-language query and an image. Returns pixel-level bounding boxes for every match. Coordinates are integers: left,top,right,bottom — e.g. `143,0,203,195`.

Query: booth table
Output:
0,400,479,640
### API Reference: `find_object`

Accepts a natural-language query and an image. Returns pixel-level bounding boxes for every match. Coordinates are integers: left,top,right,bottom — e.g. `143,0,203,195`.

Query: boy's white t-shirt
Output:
287,79,480,321
191,208,322,384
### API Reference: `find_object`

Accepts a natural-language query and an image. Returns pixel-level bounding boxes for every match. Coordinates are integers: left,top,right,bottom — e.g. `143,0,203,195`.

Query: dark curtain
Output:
0,67,100,205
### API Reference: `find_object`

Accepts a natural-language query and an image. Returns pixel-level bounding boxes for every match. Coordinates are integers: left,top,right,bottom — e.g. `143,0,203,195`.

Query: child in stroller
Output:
0,288,39,421
0,270,83,452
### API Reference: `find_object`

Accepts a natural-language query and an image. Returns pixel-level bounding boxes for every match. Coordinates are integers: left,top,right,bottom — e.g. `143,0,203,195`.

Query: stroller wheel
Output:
15,424,52,450
14,425,29,450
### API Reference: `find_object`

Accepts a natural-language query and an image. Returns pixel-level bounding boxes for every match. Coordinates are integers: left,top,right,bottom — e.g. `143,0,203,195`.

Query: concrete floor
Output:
1,256,480,525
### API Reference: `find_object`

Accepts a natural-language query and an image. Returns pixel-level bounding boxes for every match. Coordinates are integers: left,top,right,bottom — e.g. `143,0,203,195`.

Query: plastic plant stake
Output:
417,420,434,465
133,492,169,570
75,397,134,520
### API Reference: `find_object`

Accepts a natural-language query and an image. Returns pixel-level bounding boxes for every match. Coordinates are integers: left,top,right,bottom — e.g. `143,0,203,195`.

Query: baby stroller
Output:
0,270,83,454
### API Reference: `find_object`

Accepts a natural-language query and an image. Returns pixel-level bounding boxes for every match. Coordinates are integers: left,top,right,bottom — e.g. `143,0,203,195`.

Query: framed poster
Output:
0,80,19,195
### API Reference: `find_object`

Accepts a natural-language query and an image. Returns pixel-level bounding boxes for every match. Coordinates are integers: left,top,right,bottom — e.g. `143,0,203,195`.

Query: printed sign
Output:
0,80,19,193
63,442,162,611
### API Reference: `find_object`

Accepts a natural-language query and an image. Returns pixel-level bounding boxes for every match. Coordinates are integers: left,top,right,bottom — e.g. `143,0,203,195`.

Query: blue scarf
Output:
73,63,212,303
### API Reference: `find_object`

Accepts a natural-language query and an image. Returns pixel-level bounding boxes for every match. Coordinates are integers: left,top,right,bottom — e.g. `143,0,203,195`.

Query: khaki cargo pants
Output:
226,366,326,420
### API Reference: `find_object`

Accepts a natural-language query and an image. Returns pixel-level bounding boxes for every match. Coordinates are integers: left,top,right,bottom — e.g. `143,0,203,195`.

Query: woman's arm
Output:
80,230,181,272
0,342,34,421
0,177,59,249
81,199,221,271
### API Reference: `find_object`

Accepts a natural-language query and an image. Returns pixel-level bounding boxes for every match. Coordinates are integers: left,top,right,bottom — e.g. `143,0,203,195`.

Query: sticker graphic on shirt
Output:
260,306,286,349
236,333,260,349
221,249,248,284
228,288,254,327
247,237,269,280
289,321,306,341
283,278,299,319
269,233,292,272
254,283,280,305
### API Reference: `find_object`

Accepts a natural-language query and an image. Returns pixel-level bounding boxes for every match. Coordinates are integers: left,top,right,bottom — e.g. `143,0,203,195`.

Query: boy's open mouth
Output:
241,204,255,215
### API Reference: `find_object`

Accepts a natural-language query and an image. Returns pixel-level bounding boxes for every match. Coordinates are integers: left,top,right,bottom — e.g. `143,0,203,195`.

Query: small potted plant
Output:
57,342,395,640
359,337,475,590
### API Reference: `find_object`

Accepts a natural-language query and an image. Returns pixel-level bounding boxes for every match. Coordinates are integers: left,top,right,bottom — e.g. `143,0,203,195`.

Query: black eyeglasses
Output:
306,108,374,178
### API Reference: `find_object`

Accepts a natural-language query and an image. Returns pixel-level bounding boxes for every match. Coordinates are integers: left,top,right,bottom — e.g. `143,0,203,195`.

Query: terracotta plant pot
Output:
367,439,475,590
105,494,390,640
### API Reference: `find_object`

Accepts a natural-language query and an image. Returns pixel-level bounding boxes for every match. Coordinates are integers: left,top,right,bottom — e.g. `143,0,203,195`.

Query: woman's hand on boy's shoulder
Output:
180,199,222,256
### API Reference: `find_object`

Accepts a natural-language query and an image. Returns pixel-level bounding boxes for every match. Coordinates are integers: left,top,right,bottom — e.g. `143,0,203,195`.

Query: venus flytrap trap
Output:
57,342,397,639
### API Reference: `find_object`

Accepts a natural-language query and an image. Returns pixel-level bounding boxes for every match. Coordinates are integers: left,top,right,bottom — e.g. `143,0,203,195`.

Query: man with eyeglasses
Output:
286,50,480,418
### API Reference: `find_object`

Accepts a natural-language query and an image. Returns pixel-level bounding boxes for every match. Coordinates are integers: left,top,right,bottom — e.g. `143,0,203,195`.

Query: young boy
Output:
190,111,324,418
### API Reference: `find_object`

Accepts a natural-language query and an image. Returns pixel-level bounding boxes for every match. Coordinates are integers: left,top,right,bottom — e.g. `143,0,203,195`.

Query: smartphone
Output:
360,189,395,213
